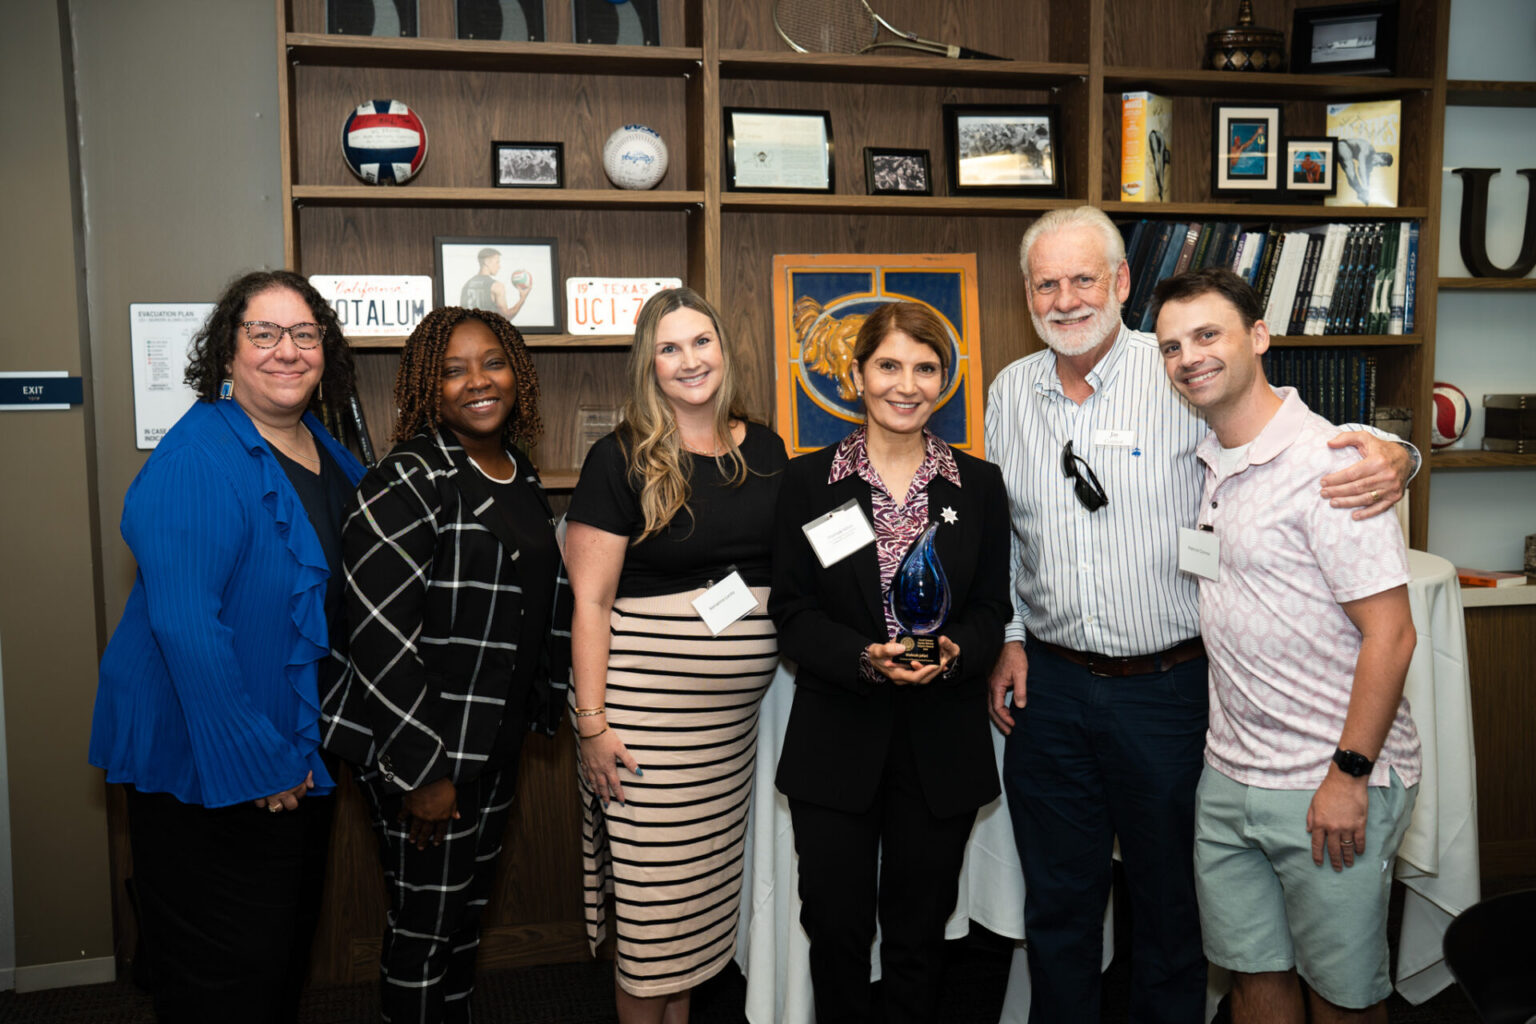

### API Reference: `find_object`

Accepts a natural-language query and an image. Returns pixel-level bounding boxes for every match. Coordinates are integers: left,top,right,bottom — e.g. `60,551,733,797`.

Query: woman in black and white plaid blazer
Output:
322,307,570,1024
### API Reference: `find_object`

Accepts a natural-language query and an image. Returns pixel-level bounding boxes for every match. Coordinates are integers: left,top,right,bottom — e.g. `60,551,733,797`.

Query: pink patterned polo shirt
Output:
1194,388,1419,791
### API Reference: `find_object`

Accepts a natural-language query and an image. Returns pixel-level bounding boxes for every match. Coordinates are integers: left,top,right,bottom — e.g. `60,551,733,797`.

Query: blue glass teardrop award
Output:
887,522,952,666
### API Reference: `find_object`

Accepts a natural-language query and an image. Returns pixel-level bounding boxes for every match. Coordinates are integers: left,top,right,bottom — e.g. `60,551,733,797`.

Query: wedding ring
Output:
1370,490,1380,502
1340,838,1355,845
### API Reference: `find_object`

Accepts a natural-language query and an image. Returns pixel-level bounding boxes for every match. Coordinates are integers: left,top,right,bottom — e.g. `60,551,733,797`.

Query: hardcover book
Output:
1456,568,1528,588
1325,100,1401,207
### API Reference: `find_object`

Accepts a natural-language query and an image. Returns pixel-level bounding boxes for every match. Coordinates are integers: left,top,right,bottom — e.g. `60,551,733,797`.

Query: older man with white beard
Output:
982,206,1416,1024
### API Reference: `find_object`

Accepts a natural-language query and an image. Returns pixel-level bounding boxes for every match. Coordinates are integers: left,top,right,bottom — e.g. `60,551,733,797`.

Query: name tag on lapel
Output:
802,499,876,568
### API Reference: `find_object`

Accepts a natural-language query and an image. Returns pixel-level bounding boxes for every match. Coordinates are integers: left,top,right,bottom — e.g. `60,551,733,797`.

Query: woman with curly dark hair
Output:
90,269,366,1022
322,306,570,1024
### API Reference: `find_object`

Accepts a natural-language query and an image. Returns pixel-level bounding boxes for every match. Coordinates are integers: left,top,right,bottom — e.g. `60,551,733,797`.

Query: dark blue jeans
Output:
1003,643,1209,1024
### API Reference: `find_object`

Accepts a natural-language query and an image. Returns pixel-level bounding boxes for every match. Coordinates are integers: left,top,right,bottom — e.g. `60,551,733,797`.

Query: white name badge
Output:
1094,429,1136,448
1178,527,1220,581
691,571,759,636
802,498,877,568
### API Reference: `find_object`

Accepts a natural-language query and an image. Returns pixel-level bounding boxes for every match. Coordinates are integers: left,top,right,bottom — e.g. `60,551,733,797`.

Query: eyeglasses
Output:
240,321,325,350
1061,440,1108,512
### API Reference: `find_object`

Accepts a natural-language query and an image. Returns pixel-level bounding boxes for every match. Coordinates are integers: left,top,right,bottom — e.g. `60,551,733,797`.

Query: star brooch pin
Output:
940,506,959,525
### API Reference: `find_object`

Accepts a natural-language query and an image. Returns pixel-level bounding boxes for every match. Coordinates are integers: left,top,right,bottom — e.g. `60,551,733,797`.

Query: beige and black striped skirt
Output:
577,586,777,997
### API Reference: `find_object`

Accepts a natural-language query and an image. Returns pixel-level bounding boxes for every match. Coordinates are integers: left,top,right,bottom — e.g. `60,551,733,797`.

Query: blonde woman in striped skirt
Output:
564,287,787,1023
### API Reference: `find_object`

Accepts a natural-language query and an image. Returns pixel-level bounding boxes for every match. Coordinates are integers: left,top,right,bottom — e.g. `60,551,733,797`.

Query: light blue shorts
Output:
1193,763,1416,1009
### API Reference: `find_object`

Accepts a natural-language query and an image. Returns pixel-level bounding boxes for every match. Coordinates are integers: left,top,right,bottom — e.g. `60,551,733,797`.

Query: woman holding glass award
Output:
769,301,1012,1024
564,287,788,1023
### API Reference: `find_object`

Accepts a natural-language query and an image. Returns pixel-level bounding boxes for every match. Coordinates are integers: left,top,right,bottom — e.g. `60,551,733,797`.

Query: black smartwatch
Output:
1332,748,1374,778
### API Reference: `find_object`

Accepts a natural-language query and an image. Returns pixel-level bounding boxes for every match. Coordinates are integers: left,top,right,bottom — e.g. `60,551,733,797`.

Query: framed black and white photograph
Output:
943,105,1062,196
1291,1,1398,75
1211,103,1283,197
456,0,544,41
724,107,834,193
493,142,563,188
1282,136,1338,196
573,0,659,45
327,0,418,36
434,236,562,334
863,148,931,196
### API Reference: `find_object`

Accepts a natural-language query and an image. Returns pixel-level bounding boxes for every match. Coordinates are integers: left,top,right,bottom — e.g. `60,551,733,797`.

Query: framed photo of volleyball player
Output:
434,236,562,334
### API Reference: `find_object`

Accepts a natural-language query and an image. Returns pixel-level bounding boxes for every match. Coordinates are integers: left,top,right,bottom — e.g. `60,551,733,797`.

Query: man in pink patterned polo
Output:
1151,267,1420,1024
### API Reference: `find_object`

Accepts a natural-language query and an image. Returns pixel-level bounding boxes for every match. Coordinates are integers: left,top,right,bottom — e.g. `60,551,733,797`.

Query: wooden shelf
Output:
292,186,703,210
1102,201,1428,220
285,33,701,75
721,193,1078,215
719,50,1087,87
349,333,635,350
1460,583,1536,607
1445,80,1536,108
1268,334,1421,348
1104,67,1433,100
539,470,579,491
1438,277,1536,291
1431,451,1536,468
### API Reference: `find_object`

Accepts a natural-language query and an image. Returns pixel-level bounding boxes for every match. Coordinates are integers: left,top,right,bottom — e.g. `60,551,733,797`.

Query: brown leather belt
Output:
1036,637,1206,678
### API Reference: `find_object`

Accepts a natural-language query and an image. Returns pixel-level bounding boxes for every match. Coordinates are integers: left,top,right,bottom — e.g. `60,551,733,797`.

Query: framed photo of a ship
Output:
1291,2,1398,76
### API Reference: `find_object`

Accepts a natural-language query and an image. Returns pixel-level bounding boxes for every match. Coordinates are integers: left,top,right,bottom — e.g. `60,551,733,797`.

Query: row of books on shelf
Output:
1261,347,1380,426
1119,219,1419,338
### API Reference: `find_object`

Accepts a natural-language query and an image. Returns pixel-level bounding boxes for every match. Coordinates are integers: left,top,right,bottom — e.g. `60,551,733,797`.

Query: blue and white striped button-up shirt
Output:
984,325,1206,658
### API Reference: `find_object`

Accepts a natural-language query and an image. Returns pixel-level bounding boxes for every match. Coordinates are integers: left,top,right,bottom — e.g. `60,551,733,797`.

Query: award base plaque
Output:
894,632,941,667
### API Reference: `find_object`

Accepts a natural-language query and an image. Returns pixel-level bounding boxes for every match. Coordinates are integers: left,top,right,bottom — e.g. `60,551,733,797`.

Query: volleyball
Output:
1431,382,1470,448
341,99,428,185
509,268,532,290
602,124,668,190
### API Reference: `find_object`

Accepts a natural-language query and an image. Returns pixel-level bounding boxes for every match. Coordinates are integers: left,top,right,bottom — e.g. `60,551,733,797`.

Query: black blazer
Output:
321,428,572,793
770,438,1012,819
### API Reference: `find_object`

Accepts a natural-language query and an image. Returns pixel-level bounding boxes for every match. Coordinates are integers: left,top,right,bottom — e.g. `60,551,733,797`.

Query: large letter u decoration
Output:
1452,167,1536,278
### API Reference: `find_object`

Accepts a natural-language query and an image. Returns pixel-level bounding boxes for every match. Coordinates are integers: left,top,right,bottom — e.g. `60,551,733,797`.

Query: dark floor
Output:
6,873,1521,1023
0,923,1484,1024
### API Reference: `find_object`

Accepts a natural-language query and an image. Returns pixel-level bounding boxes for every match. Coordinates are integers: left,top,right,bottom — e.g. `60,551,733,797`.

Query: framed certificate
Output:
724,108,834,193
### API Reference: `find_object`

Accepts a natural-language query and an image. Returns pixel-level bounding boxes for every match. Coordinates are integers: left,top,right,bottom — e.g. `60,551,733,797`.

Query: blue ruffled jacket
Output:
90,399,365,808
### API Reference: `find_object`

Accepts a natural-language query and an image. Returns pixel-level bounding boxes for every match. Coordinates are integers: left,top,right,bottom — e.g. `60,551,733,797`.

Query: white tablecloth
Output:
1391,549,1481,1002
736,552,1478,1019
736,662,1111,1024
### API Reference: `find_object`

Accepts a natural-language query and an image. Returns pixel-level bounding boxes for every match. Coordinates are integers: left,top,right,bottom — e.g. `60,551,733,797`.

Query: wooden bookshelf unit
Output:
276,0,1477,980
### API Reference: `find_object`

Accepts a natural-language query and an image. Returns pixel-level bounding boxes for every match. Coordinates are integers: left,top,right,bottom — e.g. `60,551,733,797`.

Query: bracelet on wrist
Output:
573,707,606,718
579,725,609,740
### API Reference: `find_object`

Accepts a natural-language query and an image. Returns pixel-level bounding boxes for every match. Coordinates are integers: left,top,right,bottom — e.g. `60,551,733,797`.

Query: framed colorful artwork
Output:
771,253,984,457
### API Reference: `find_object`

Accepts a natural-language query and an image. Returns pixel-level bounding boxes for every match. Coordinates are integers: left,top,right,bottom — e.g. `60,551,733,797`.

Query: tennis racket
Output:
348,393,377,467
773,0,1008,60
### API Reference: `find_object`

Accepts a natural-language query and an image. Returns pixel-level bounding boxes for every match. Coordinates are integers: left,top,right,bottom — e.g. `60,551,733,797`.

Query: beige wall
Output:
73,0,286,620
0,0,113,981
0,0,284,981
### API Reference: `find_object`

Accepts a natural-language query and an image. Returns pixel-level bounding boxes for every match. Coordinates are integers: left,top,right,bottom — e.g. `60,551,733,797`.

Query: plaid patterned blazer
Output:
322,428,571,793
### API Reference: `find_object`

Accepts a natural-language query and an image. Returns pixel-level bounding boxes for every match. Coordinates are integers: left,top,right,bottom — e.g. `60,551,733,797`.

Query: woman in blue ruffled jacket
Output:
90,270,365,1024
